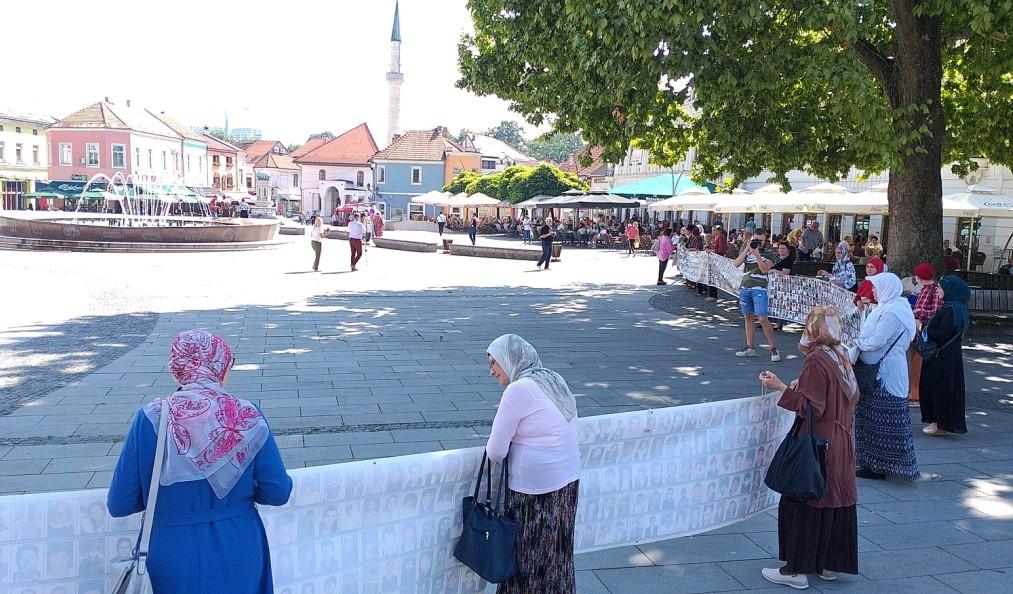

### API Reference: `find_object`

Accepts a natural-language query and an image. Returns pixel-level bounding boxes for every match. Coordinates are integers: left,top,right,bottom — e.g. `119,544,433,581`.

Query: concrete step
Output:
0,235,283,253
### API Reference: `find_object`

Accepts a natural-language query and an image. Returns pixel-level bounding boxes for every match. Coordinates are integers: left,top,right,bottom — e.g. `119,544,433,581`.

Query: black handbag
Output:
913,318,962,362
853,331,904,394
453,452,519,583
764,401,829,500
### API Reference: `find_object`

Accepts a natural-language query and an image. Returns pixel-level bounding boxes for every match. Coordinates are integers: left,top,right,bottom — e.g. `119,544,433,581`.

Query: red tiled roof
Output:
244,140,286,163
294,123,379,165
290,137,328,159
558,145,606,176
253,152,300,170
56,102,129,129
371,126,476,162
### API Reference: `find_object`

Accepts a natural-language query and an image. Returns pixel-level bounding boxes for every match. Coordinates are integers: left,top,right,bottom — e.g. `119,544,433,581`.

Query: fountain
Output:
0,173,279,249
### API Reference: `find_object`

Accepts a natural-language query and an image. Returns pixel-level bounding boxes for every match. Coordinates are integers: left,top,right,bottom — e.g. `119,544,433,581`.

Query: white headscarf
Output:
865,273,915,333
487,334,577,421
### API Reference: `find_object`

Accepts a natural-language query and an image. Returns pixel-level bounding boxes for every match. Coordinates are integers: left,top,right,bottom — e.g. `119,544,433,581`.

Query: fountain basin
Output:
0,212,278,243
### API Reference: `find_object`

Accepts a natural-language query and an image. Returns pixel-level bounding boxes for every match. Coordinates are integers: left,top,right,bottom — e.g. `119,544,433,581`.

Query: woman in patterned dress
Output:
485,334,580,594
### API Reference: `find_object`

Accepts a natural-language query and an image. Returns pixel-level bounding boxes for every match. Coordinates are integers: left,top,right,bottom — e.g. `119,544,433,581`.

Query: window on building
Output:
33,145,40,165
481,159,496,170
212,155,220,166
213,175,221,189
135,148,140,168
33,129,38,136
0,142,5,161
377,166,385,183
187,155,191,172
60,143,72,166
15,143,24,163
224,176,234,190
356,171,364,186
319,169,326,180
410,166,422,185
148,149,153,168
198,156,203,171
246,177,253,189
86,143,99,167
162,151,167,171
292,173,300,187
409,204,424,219
226,156,233,167
0,125,4,132
15,127,21,133
111,144,126,168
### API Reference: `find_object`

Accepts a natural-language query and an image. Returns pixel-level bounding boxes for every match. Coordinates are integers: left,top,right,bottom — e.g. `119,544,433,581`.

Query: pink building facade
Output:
46,129,134,182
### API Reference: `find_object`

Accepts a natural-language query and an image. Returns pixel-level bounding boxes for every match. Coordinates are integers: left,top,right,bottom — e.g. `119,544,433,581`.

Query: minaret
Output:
386,1,403,144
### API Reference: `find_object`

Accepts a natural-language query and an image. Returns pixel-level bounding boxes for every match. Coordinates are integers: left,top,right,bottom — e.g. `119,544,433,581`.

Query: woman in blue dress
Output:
108,329,293,593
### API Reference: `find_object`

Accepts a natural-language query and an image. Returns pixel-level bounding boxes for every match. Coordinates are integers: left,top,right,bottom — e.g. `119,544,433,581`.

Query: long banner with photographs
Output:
675,246,863,347
0,394,792,594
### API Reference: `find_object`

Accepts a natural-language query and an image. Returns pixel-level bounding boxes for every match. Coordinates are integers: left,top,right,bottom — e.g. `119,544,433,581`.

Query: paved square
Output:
2,229,1012,592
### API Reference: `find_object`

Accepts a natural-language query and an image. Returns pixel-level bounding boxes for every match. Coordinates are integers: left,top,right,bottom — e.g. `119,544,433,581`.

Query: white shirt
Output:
486,378,580,495
522,218,531,231
347,220,365,240
310,226,323,241
858,306,915,397
437,214,446,223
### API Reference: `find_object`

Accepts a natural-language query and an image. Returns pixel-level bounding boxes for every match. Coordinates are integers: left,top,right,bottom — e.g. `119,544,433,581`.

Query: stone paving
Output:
1,230,1011,592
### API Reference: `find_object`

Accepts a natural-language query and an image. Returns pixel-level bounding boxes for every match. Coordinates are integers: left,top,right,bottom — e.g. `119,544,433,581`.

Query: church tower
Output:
386,1,404,144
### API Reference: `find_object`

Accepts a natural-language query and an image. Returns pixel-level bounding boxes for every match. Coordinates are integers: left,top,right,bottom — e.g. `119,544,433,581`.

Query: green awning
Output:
611,174,711,198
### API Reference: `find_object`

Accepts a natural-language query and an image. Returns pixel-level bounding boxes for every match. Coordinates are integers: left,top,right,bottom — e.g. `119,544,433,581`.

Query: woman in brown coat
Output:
759,306,860,590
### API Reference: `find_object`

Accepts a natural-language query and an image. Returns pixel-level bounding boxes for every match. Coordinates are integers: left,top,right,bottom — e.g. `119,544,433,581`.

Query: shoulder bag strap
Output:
493,452,510,515
137,401,170,576
473,452,492,503
875,330,906,365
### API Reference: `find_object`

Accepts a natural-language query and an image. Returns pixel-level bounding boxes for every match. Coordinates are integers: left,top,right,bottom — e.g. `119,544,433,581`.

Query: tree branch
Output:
847,38,896,103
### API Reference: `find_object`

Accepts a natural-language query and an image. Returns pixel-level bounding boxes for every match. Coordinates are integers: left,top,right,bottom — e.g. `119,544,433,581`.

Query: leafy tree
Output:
526,131,585,163
458,0,1013,274
485,120,527,150
286,144,302,153
454,128,474,143
443,170,481,193
207,128,236,145
308,131,335,140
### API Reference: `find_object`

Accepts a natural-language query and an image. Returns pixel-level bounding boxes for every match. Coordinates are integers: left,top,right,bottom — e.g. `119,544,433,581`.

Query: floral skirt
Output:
855,379,919,480
497,481,579,594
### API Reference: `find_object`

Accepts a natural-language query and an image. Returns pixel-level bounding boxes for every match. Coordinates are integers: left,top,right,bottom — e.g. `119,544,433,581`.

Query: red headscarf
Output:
914,262,936,281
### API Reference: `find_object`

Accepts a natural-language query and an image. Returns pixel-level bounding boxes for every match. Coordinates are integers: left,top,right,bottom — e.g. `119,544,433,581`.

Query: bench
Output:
790,261,833,276
450,243,546,261
969,289,1013,322
372,237,438,253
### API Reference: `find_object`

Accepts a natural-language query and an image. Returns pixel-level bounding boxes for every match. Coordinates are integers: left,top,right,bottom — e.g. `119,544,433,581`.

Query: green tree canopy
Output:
526,131,586,163
485,120,527,150
458,0,1013,273
308,131,335,140
445,163,588,203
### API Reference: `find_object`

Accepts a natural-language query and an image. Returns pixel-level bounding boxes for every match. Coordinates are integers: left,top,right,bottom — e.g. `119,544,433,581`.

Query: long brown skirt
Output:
497,481,579,594
778,497,858,575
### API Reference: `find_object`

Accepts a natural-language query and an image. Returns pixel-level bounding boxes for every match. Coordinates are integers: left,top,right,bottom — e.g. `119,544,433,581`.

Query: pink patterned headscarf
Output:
144,329,269,499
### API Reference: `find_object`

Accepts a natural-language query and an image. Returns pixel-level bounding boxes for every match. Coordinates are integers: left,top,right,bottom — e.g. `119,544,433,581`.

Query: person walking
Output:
536,216,555,270
920,275,971,435
107,329,293,594
469,212,479,245
310,216,327,272
626,221,640,255
759,306,860,589
348,212,365,271
656,227,674,285
485,334,580,594
437,211,446,236
854,273,919,480
909,263,944,404
733,228,780,362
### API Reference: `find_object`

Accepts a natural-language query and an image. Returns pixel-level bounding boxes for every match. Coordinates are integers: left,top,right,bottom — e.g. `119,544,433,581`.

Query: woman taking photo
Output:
854,273,919,480
108,330,293,593
485,334,580,594
759,306,860,589
920,275,971,435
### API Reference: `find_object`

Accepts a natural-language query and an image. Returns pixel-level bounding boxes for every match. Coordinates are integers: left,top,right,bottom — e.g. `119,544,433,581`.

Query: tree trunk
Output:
885,4,945,277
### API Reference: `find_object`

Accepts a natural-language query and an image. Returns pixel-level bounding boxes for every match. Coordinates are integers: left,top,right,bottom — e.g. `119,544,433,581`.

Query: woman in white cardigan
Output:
854,273,919,480
485,334,580,594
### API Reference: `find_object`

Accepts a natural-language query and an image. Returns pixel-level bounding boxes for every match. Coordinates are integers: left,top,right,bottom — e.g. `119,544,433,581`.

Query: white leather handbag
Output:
110,403,169,594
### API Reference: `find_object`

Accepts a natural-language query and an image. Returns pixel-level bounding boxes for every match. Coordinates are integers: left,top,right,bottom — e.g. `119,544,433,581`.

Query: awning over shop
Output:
30,181,90,198
611,174,710,198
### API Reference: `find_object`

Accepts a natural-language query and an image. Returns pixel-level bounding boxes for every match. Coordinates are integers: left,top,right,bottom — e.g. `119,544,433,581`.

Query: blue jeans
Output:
738,287,769,317
469,227,477,245
522,229,531,243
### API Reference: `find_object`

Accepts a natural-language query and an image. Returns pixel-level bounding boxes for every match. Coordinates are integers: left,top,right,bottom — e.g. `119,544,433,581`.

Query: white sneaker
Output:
817,570,837,581
762,568,809,590
735,347,757,357
770,349,781,362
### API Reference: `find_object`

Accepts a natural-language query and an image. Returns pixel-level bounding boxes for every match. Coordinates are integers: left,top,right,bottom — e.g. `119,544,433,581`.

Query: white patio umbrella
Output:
647,186,717,211
450,192,501,207
942,185,1013,268
410,190,450,205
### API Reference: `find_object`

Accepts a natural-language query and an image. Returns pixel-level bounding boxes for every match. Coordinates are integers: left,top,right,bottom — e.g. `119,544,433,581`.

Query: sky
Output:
3,0,536,146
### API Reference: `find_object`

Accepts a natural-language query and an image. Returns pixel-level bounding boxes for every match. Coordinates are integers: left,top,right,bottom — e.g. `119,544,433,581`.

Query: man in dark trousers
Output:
536,216,555,270
468,212,479,245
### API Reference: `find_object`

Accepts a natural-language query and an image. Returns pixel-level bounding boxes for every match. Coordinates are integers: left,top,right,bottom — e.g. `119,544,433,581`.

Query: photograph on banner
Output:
767,274,863,346
705,252,744,296
676,246,706,284
0,394,793,593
